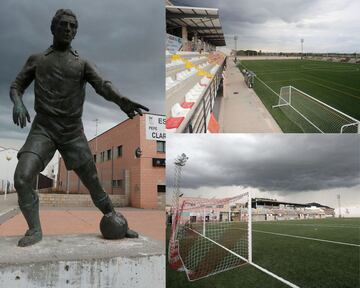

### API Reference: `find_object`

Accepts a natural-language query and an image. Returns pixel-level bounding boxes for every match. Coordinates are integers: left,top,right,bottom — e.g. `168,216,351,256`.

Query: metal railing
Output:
178,58,226,133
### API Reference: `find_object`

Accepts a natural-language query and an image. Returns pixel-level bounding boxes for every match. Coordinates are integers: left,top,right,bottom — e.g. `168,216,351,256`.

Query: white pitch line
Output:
255,223,360,229
252,229,360,247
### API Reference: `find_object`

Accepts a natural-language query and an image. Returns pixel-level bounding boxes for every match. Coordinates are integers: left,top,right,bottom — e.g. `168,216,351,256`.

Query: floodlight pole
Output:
94,118,99,154
4,155,12,200
172,153,189,226
301,39,304,60
234,35,238,62
337,194,342,218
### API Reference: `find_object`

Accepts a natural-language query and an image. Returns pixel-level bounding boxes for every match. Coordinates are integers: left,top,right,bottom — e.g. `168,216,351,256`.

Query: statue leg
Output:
74,160,138,238
14,153,43,247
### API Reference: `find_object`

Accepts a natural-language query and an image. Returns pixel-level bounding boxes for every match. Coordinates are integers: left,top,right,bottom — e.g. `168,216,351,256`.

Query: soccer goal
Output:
169,192,252,281
273,86,360,133
168,154,300,287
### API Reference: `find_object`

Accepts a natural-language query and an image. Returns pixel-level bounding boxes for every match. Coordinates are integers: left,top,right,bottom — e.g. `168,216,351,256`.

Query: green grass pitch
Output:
238,60,360,133
167,218,360,288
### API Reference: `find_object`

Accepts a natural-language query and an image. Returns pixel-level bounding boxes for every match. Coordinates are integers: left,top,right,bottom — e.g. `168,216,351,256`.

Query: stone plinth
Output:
0,234,164,288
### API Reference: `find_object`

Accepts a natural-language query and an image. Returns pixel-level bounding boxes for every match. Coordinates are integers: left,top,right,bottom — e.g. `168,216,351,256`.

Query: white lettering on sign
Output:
146,114,166,141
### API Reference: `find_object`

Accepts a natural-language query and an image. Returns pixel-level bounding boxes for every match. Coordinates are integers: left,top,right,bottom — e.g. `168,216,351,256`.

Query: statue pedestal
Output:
0,234,164,288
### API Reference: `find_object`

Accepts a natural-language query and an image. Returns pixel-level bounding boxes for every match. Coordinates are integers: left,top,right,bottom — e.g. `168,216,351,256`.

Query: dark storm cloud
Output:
0,0,164,141
167,135,360,193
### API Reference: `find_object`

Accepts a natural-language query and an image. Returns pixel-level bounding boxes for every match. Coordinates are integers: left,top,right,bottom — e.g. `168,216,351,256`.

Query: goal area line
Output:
234,227,359,247
252,229,360,247
256,222,360,229
184,227,300,288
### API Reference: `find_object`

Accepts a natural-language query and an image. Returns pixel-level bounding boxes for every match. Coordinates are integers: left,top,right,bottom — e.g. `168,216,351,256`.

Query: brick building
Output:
57,113,165,209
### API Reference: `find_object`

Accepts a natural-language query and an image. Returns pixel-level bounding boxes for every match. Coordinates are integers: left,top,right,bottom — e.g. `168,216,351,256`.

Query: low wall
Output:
39,193,129,207
0,234,165,288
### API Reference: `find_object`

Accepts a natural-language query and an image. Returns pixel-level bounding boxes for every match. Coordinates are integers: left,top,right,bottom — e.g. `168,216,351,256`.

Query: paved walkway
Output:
218,57,282,133
0,193,18,213
0,193,19,223
0,207,165,243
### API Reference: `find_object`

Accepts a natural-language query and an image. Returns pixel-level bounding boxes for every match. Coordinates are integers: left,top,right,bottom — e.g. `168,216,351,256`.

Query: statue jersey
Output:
11,46,110,118
10,46,113,170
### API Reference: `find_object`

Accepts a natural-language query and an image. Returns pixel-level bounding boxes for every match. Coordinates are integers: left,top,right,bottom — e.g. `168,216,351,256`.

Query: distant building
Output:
167,196,334,223
57,114,166,209
252,198,335,220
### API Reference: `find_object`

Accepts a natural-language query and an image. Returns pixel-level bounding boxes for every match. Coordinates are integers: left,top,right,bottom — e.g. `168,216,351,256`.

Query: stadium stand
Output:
251,198,334,220
166,2,226,133
166,51,225,132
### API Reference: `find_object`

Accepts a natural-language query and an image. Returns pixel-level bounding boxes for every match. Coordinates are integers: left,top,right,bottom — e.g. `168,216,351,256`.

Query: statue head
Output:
51,9,78,46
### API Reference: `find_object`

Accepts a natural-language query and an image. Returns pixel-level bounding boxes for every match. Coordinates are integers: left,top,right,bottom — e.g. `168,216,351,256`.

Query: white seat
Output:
185,90,201,102
166,76,178,90
200,76,211,85
171,103,190,117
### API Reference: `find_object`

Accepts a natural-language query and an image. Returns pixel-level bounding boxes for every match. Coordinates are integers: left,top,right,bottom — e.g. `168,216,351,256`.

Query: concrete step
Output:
0,234,165,288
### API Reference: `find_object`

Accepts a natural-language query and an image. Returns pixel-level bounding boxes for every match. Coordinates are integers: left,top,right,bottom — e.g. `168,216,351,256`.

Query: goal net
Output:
273,86,360,133
169,192,252,281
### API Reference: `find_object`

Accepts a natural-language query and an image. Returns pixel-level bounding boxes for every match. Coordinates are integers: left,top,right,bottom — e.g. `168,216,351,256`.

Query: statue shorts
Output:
18,113,93,171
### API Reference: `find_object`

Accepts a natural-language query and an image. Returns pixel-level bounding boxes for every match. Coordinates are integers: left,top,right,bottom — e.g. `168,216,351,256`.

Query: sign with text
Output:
166,33,182,54
145,114,166,140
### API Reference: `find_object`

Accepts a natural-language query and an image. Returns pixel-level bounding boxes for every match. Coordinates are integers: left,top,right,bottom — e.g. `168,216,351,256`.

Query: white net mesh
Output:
275,86,359,133
172,193,250,281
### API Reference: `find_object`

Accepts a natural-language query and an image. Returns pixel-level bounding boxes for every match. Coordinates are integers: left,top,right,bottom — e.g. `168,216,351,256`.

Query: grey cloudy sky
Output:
173,0,360,53
167,134,360,212
0,0,164,148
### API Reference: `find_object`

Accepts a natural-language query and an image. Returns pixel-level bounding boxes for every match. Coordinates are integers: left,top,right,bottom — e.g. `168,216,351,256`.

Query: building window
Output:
112,180,123,188
116,145,122,157
100,151,105,162
152,158,165,167
157,185,166,193
107,149,112,161
93,154,97,163
156,141,165,153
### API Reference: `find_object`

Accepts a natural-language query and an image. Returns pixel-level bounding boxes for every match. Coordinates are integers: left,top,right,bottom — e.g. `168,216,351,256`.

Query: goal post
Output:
273,86,360,133
169,192,252,281
273,86,292,107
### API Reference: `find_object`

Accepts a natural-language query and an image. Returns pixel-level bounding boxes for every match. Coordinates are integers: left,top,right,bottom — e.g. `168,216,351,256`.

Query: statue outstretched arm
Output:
10,55,37,128
85,61,149,119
